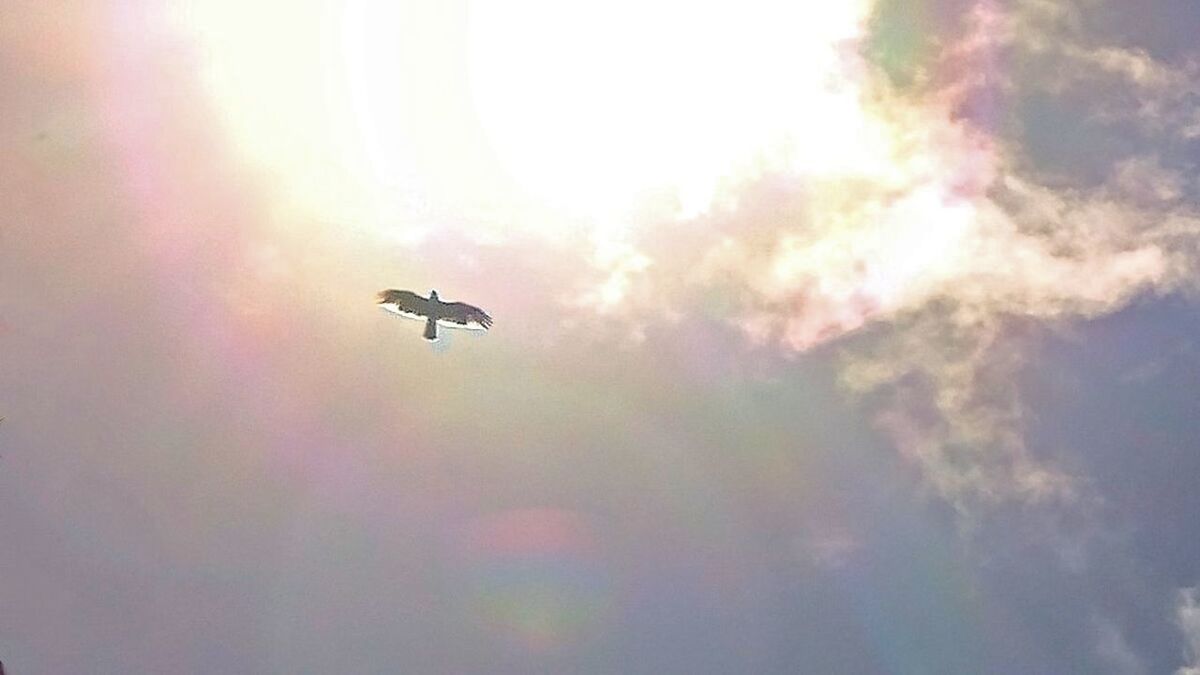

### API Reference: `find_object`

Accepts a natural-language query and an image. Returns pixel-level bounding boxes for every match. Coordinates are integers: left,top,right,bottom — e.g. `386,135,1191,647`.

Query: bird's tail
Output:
423,317,438,341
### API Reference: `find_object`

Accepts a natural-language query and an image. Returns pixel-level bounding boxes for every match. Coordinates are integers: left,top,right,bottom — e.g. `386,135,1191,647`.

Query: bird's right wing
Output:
437,301,493,331
377,289,431,321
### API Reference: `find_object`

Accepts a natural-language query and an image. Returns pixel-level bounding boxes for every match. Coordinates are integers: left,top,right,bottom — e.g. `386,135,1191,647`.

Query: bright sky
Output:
3,0,1200,672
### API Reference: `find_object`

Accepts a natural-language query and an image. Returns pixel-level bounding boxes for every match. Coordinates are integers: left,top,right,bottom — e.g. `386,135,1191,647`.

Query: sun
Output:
175,0,878,239
467,0,874,219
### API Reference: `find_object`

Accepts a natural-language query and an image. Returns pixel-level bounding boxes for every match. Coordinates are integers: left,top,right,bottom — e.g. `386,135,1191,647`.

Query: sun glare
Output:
175,0,879,239
467,1,872,218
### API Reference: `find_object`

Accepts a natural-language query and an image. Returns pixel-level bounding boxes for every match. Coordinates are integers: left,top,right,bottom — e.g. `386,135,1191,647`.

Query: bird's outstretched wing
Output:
437,301,493,331
377,289,431,321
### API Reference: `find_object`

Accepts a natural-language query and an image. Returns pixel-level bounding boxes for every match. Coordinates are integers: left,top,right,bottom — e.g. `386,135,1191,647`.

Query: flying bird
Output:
377,289,492,341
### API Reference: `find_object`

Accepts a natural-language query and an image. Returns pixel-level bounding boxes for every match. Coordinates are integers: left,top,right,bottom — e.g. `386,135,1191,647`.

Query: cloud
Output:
841,1,1200,511
824,3,1200,511
1008,0,1200,142
559,0,1200,514
1178,587,1200,675
1094,615,1149,675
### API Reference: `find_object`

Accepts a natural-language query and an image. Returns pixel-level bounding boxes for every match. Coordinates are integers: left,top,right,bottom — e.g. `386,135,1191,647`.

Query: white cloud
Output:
674,0,1199,510
1094,616,1148,675
1178,587,1200,675
543,0,1200,510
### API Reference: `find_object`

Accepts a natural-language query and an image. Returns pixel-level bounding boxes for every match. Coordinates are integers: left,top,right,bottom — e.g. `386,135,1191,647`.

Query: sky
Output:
2,0,1200,672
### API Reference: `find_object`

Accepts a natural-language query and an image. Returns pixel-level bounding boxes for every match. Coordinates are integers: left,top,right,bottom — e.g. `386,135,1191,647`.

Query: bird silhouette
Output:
377,289,492,341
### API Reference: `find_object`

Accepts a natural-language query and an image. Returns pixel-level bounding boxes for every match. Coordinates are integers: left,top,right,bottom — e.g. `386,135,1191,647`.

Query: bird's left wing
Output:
437,301,493,331
377,289,431,321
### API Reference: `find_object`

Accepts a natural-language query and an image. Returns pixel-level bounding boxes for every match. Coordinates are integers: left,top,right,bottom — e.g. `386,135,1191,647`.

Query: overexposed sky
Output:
3,1,1200,672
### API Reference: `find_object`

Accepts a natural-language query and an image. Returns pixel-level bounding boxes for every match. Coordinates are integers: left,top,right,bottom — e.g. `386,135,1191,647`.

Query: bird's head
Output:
429,289,439,301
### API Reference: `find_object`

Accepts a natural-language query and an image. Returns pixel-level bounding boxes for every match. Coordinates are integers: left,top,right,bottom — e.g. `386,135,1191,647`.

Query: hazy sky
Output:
3,1,1200,672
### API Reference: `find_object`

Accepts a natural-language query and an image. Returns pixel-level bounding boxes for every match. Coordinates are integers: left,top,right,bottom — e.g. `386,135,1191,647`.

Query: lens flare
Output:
456,509,612,652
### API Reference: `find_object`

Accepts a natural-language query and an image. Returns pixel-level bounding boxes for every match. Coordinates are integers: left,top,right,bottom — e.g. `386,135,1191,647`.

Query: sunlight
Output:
467,0,874,219
175,0,369,226
174,0,879,239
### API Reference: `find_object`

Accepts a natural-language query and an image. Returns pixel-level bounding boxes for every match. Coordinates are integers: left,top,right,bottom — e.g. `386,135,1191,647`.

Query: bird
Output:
377,289,492,341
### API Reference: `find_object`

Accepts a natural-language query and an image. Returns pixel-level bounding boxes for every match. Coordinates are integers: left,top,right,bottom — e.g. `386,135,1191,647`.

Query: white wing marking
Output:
380,303,427,321
436,318,489,331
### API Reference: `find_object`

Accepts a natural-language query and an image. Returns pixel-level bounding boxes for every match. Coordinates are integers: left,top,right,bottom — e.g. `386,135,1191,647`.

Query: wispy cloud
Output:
565,0,1200,512
1178,587,1200,675
828,0,1200,510
1094,615,1149,675
1010,0,1200,143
